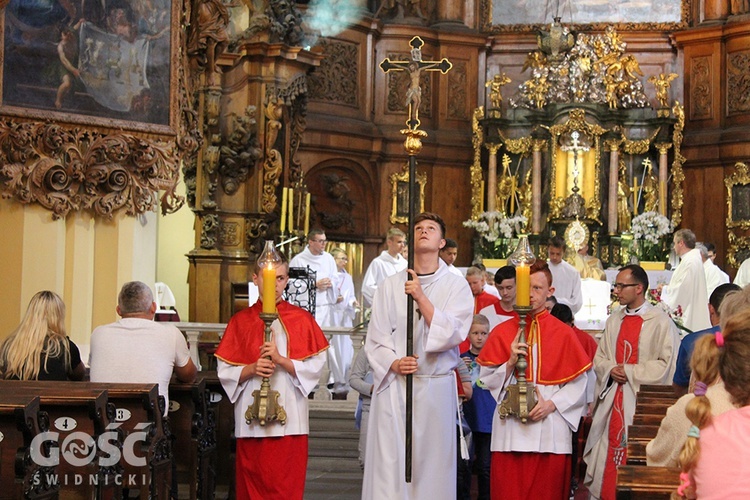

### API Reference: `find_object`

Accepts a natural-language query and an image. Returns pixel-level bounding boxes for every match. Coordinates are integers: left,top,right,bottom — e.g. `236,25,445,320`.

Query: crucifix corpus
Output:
379,36,452,483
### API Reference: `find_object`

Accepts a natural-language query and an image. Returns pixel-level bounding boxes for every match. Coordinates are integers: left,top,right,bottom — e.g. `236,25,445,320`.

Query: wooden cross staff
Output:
379,36,452,483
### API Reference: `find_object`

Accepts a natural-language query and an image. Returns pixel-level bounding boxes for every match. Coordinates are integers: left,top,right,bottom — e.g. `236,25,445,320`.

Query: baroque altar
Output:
467,25,685,267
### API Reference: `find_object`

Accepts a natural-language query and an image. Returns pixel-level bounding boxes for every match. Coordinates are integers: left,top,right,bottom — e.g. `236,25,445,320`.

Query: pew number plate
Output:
209,392,223,404
54,417,77,431
168,401,181,412
115,408,132,422
0,431,4,443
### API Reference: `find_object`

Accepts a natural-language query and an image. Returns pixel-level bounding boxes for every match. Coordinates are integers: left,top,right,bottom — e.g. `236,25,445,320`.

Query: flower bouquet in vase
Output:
631,212,674,270
463,212,527,266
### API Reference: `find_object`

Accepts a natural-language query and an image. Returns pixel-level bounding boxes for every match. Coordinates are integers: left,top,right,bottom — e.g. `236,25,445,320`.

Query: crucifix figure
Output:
380,36,452,130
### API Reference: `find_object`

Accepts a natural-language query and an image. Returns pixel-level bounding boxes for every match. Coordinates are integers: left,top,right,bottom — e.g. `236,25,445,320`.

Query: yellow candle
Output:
304,192,311,235
261,262,276,313
287,188,294,232
516,263,530,307
280,187,288,233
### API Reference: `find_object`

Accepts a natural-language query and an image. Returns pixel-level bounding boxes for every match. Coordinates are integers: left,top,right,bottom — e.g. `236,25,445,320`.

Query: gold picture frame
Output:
389,164,427,224
0,0,198,219
725,162,750,231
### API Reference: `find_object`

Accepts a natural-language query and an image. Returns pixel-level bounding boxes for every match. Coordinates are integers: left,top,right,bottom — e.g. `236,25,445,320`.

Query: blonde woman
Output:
0,291,85,380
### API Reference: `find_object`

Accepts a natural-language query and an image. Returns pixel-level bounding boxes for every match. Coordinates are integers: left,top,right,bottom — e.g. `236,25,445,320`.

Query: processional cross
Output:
379,36,452,483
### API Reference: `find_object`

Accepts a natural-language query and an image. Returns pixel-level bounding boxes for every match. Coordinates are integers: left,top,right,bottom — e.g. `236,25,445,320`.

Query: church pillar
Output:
607,143,620,235
532,140,544,234
656,143,672,217
485,143,500,213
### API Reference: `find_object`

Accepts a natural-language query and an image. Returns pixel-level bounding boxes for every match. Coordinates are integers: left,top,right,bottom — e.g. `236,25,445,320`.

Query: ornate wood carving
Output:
447,61,468,120
386,52,432,118
727,51,750,115
200,213,219,249
219,106,261,195
308,39,358,107
0,0,200,219
220,221,240,246
230,0,305,48
690,56,712,120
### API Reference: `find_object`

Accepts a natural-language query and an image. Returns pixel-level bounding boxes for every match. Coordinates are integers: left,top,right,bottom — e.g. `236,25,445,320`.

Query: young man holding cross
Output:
362,212,474,499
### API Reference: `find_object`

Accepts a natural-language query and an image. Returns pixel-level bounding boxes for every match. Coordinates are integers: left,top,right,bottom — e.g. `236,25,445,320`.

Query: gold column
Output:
532,140,545,234
485,144,501,213
606,140,621,235
656,143,672,217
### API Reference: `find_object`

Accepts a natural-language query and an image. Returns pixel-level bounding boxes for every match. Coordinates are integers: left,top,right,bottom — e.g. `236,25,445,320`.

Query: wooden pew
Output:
0,383,119,499
616,465,680,499
6,381,172,499
0,394,58,500
627,425,660,443
202,371,235,498
168,377,216,500
632,413,665,426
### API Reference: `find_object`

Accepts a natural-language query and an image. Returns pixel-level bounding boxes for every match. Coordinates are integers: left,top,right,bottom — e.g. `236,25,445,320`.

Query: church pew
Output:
626,425,660,443
627,440,648,465
634,402,669,418
638,384,677,396
616,465,680,499
1,381,171,499
0,383,120,499
202,371,235,498
632,413,665,426
0,395,58,500
168,377,216,500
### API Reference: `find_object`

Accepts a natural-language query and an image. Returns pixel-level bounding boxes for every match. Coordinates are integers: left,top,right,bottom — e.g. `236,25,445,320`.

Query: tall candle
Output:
304,193,311,235
287,188,294,232
261,262,276,313
516,263,530,307
280,187,288,233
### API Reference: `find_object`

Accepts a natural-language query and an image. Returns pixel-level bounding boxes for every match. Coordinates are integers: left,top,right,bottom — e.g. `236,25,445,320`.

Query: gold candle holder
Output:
245,312,287,426
498,304,537,423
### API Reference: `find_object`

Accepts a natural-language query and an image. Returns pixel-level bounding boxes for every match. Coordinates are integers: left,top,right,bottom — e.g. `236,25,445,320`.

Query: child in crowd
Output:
458,314,495,500
349,347,373,470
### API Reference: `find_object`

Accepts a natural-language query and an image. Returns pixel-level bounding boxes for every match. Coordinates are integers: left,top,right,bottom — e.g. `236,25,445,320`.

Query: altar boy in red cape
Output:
477,261,591,500
215,254,329,500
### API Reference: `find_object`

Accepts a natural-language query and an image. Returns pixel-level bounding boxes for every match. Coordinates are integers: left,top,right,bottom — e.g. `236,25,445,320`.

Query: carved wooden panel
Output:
386,52,432,119
305,163,372,238
727,50,750,116
308,39,359,107
447,60,468,120
689,56,712,120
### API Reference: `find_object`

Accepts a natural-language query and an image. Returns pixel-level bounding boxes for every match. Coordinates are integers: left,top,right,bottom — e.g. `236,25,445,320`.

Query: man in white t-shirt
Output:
89,281,197,415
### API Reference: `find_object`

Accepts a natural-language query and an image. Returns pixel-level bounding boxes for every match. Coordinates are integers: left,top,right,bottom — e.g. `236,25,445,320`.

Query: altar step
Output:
306,399,363,499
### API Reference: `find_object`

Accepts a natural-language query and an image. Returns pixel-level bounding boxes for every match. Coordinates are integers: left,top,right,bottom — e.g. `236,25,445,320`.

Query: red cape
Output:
476,309,591,385
573,325,599,362
215,301,329,366
475,291,502,314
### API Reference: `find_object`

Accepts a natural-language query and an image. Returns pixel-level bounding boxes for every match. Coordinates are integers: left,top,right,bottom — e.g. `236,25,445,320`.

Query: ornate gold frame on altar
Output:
390,164,427,224
466,25,686,268
0,0,197,219
725,162,750,230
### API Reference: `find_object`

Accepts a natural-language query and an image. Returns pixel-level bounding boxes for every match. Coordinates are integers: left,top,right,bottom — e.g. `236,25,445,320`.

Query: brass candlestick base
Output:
498,304,537,423
245,312,287,426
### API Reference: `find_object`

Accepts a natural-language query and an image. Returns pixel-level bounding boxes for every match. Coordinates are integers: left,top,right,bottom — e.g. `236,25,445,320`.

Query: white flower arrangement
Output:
463,212,527,259
631,212,674,262
631,212,674,244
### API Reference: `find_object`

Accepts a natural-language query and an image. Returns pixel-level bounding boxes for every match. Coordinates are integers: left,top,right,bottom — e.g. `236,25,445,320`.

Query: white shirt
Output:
661,248,711,332
548,259,583,313
290,247,338,327
704,259,730,298
361,251,407,307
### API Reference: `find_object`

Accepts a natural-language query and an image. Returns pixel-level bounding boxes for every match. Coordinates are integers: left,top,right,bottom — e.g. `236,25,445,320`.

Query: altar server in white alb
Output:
361,227,407,307
658,229,711,332
363,212,474,500
290,229,339,328
547,235,583,314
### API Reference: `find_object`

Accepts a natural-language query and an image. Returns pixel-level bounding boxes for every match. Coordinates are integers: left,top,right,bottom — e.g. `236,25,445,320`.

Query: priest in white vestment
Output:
700,244,729,297
547,236,583,313
658,229,711,332
363,213,474,500
361,227,407,307
734,257,750,287
583,265,678,499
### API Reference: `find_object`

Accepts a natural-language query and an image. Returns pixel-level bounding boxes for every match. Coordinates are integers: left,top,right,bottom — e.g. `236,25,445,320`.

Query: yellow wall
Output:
156,181,193,320
0,198,159,347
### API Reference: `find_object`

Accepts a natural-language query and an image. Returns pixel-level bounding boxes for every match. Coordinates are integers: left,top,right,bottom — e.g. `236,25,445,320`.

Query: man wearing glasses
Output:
583,264,679,499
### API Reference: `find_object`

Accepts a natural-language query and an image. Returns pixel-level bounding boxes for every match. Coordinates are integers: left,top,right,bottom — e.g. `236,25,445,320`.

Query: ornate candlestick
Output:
245,312,287,426
498,234,537,423
245,240,287,426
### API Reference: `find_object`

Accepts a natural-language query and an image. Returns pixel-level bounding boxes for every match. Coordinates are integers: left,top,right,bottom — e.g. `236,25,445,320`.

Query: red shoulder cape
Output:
573,326,599,362
215,301,329,366
476,309,592,385
475,291,502,314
